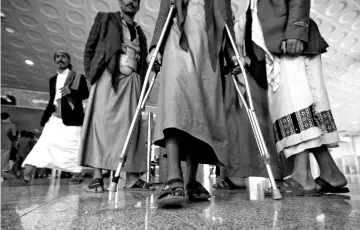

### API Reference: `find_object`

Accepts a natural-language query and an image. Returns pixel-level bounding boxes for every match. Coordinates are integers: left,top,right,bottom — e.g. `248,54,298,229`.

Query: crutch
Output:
225,24,282,200
107,0,177,191
146,112,154,183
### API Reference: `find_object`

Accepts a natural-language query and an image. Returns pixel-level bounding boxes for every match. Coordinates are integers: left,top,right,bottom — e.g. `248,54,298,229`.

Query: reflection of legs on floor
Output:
312,146,347,188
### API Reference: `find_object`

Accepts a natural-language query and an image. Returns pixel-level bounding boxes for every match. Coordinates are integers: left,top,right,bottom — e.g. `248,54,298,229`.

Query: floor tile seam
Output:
18,196,61,218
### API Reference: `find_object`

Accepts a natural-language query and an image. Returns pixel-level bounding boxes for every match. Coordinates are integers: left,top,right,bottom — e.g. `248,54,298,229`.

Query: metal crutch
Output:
224,24,282,200
107,0,177,191
146,112,153,183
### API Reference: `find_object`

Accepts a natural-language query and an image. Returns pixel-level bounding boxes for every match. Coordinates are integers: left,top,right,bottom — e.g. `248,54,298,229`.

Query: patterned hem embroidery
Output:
273,105,337,142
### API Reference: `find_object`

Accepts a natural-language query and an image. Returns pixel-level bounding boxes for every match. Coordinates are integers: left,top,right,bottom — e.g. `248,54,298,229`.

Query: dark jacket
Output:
1,121,16,149
17,137,32,158
256,0,328,58
40,71,89,127
84,12,148,86
150,0,236,71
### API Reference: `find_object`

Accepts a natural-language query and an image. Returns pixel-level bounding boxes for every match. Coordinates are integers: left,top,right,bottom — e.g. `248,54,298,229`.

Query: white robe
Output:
22,115,82,173
23,69,82,173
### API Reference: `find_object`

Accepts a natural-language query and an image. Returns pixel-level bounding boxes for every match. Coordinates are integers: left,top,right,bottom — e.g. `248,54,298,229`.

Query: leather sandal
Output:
85,178,105,193
124,179,155,191
186,181,211,201
156,178,186,207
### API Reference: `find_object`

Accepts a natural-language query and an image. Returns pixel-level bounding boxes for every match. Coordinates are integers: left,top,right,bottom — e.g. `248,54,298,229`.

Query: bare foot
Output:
124,178,139,188
124,172,142,188
290,173,317,191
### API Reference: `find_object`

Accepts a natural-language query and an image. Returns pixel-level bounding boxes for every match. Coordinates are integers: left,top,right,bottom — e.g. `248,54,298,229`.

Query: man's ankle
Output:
126,172,141,182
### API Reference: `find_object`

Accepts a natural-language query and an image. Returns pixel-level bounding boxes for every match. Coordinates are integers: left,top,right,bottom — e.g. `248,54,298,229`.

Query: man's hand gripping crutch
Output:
225,24,282,200
107,0,177,192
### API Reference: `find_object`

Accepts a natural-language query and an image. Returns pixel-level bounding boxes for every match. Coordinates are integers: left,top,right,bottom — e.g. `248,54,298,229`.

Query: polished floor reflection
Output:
1,175,360,230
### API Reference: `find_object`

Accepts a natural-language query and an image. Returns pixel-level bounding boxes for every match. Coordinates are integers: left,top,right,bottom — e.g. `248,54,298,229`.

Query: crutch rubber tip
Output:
272,188,282,200
107,182,118,192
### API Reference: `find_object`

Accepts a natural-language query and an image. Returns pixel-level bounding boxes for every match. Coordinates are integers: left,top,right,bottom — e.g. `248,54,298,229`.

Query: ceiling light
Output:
5,27,15,33
352,121,359,124
332,103,341,108
25,60,34,66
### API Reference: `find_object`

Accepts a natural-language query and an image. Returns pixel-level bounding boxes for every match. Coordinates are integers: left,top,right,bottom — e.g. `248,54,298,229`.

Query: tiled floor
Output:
1,175,360,230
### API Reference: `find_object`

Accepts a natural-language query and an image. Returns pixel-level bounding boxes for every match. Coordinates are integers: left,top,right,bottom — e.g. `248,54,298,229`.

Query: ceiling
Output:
1,0,360,132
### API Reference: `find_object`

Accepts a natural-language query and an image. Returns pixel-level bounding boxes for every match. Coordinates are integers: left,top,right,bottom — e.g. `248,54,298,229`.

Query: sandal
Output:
124,179,155,191
315,177,349,194
212,177,246,190
85,178,105,193
156,178,186,207
186,181,211,201
265,178,322,197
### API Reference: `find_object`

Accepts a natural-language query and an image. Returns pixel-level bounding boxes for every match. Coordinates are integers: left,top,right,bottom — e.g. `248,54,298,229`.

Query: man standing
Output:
79,0,152,192
214,16,284,190
22,50,89,184
251,0,348,195
149,0,240,207
1,112,17,181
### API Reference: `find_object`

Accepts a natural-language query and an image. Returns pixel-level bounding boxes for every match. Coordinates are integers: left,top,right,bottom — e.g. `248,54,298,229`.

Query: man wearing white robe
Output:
22,50,89,183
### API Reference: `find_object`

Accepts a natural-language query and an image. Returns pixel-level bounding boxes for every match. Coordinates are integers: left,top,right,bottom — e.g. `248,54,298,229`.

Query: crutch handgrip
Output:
224,24,255,111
